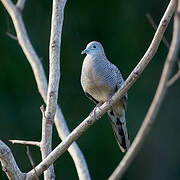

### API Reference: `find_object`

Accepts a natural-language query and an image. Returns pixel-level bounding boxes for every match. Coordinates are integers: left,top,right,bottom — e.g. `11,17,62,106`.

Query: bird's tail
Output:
107,106,130,152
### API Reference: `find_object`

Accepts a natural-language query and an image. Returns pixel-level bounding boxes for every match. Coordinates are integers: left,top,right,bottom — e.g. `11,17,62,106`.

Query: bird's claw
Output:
107,95,113,107
89,102,103,119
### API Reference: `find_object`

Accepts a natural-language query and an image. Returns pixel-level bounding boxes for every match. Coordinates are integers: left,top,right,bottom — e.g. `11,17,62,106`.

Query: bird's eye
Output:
93,45,96,48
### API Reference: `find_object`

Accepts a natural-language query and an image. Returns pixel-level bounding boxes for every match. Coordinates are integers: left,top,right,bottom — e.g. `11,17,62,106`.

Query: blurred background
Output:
0,0,180,179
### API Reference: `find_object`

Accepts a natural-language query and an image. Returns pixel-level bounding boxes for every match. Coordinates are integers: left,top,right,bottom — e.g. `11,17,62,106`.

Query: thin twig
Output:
167,69,180,86
9,140,40,147
26,146,39,180
16,0,26,11
109,0,179,179
1,0,91,179
6,32,17,41
146,13,170,48
146,12,180,86
25,0,175,178
168,56,180,85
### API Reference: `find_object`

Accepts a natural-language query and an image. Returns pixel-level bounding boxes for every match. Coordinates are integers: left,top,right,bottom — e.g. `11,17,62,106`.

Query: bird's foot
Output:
90,101,103,119
107,95,113,107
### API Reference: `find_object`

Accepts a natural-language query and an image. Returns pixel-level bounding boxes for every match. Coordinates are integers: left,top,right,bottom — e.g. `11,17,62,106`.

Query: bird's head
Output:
81,41,105,56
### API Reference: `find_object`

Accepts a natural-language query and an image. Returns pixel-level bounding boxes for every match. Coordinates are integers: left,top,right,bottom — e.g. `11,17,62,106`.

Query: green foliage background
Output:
0,0,180,179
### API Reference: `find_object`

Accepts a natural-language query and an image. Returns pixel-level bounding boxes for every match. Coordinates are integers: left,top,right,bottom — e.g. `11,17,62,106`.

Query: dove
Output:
80,41,130,152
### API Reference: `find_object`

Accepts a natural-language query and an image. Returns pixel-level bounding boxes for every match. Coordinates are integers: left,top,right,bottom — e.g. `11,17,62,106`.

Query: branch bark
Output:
167,69,180,86
0,140,25,180
41,107,55,179
41,3,67,178
9,140,40,147
1,0,90,179
109,0,179,179
25,0,175,178
16,0,26,11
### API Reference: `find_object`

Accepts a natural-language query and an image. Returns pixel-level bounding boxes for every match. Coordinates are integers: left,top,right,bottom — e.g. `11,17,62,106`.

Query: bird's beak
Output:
81,49,89,54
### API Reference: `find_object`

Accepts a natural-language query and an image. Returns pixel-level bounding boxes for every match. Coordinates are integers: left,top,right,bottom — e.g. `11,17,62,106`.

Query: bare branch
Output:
2,0,176,179
6,32,17,41
1,0,91,179
40,104,55,179
107,0,175,107
55,108,91,180
40,0,67,179
167,69,180,86
109,0,179,179
146,12,180,86
41,105,55,180
146,13,170,49
26,146,39,180
9,140,40,147
0,140,25,180
24,0,175,178
16,0,26,11
26,112,99,178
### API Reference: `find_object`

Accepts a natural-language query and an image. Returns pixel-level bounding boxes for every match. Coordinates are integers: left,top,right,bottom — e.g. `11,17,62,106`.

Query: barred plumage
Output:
81,41,130,152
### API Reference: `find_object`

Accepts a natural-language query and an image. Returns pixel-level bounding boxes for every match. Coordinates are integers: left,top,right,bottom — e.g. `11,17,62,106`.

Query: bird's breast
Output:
81,58,114,102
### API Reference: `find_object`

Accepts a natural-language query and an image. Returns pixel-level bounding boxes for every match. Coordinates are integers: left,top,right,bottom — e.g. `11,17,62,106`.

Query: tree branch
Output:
26,147,39,180
25,0,175,178
0,140,25,180
167,69,180,86
6,32,18,41
146,12,180,87
1,0,90,179
1,0,176,179
146,13,170,49
41,106,55,179
9,140,40,147
40,1,66,178
16,0,26,11
109,0,179,179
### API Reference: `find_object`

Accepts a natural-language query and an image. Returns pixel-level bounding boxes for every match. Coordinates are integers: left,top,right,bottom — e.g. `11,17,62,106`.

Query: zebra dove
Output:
80,41,130,152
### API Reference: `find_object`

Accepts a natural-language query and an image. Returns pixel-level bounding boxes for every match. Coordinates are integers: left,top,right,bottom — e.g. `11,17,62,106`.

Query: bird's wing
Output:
112,64,128,111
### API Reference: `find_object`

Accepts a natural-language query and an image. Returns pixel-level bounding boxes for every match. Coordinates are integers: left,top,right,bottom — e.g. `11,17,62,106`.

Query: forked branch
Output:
146,13,180,87
0,140,25,180
109,0,179,179
25,0,176,178
1,0,90,179
0,0,177,179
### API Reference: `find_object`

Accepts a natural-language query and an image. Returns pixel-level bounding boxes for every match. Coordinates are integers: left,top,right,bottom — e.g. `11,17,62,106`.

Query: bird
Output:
80,41,130,152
